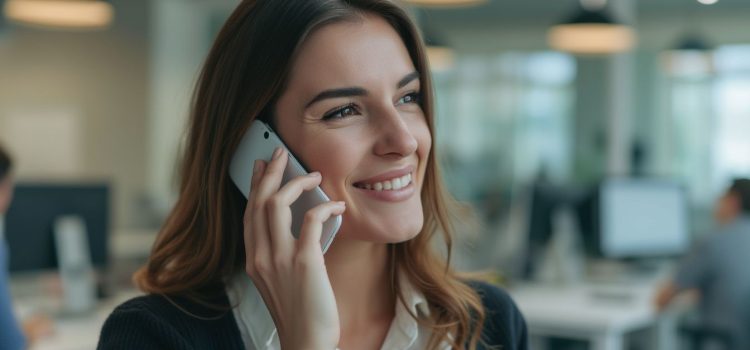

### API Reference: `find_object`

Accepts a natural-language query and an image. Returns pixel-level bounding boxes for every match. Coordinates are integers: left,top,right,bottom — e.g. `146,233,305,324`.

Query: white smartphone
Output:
229,120,341,253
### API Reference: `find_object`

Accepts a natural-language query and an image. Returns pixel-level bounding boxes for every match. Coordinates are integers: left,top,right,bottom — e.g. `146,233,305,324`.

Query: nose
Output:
372,105,418,158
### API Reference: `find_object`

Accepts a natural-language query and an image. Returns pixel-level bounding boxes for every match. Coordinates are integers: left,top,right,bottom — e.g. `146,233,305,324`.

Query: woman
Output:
98,1,527,349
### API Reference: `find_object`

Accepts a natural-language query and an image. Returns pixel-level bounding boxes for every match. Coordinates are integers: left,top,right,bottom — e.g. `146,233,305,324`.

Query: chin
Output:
337,216,424,243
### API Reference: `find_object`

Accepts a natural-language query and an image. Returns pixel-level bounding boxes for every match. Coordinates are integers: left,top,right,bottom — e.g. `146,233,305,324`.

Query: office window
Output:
432,52,575,204
713,46,750,190
661,45,750,206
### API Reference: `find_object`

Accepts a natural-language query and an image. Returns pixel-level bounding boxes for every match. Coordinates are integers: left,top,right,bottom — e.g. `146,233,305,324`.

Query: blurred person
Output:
655,178,750,349
97,1,528,349
0,145,25,350
0,146,53,349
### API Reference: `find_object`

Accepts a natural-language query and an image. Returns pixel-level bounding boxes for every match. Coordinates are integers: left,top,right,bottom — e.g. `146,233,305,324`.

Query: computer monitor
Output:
522,183,586,278
583,179,690,259
4,182,110,272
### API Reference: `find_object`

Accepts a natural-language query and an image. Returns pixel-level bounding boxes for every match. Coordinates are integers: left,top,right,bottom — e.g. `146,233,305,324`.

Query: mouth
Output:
352,166,415,192
354,173,413,191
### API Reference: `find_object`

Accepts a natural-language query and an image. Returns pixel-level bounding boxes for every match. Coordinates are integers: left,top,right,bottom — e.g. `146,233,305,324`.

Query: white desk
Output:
510,281,677,350
5,228,157,349
17,290,142,350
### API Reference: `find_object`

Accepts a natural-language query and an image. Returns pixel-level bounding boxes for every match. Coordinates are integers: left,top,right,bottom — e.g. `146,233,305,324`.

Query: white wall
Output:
0,0,150,228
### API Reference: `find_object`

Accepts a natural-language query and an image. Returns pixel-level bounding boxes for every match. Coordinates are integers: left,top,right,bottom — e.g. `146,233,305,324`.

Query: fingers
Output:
248,147,287,257
244,159,267,258
249,159,266,199
297,201,346,253
266,171,323,255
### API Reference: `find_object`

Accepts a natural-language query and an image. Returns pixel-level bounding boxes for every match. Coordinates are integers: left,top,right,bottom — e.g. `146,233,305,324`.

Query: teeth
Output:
392,178,402,190
358,173,413,191
400,174,409,186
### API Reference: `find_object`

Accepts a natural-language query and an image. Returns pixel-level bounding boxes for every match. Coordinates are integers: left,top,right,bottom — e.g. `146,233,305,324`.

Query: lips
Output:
355,173,412,191
353,165,415,191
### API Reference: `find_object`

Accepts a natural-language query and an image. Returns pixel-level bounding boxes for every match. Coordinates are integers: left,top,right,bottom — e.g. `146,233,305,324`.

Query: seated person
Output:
655,178,750,349
0,145,26,350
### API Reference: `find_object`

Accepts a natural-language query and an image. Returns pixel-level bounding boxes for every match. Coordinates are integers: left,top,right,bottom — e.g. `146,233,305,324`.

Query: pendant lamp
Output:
3,0,113,30
424,28,454,71
548,6,635,55
662,33,714,77
403,0,486,8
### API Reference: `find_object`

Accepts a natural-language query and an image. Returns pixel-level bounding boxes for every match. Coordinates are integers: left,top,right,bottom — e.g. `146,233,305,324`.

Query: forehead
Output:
286,14,417,95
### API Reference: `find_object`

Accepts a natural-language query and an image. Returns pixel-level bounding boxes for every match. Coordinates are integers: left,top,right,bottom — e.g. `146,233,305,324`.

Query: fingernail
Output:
338,201,346,207
253,160,262,173
308,172,321,178
272,147,283,160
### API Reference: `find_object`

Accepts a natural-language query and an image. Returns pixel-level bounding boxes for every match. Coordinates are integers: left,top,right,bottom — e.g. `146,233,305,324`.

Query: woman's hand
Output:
243,147,344,350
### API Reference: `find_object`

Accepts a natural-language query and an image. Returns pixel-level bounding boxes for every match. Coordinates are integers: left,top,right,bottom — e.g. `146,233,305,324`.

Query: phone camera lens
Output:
263,132,269,139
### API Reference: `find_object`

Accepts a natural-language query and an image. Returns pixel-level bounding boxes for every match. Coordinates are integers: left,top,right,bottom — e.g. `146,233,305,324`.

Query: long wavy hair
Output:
133,0,486,348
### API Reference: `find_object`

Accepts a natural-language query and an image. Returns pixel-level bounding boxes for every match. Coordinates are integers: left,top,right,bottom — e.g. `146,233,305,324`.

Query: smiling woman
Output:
97,1,527,350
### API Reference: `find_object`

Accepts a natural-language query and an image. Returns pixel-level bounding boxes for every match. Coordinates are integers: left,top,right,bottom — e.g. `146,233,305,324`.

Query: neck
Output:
324,238,395,327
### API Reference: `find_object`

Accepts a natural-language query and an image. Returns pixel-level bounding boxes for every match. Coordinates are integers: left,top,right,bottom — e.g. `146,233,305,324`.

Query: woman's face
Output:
274,14,431,243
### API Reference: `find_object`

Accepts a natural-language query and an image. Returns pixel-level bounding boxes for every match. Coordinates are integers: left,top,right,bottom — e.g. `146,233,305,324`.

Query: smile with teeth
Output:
355,173,413,191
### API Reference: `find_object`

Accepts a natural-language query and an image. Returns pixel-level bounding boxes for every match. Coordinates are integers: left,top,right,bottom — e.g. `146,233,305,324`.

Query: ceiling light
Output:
424,30,455,71
3,0,113,30
697,0,718,5
403,0,487,8
548,7,636,55
426,46,454,72
673,33,713,52
662,33,715,77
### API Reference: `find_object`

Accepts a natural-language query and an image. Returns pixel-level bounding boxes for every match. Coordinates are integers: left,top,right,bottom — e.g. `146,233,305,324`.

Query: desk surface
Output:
8,229,157,349
510,281,660,337
23,290,142,350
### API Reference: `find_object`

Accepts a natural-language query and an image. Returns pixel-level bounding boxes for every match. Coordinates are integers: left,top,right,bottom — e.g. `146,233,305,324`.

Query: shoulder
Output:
467,280,518,313
98,294,193,350
466,280,529,350
97,295,177,349
98,293,242,350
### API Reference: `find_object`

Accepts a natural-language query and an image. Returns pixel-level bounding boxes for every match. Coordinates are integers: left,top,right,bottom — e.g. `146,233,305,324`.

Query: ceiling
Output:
419,0,750,26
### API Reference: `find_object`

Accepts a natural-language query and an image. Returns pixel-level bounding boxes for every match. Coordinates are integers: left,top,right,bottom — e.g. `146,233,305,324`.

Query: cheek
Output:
412,118,432,167
297,137,360,192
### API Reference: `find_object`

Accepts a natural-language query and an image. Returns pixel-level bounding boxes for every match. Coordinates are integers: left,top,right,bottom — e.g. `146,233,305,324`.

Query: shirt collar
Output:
398,271,430,318
226,273,278,349
379,272,431,350
226,271,431,350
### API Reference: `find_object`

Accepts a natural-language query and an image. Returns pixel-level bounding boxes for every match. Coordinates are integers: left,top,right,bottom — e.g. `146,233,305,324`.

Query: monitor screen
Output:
600,179,689,258
4,182,110,272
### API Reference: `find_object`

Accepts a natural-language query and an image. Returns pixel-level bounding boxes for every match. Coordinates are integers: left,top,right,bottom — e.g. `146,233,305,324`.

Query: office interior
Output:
0,0,748,349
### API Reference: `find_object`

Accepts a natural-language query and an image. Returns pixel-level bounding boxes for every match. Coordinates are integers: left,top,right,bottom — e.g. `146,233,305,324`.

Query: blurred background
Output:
0,0,748,349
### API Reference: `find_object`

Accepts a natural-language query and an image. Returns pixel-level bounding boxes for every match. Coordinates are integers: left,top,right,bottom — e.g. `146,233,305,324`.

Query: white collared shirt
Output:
226,273,449,350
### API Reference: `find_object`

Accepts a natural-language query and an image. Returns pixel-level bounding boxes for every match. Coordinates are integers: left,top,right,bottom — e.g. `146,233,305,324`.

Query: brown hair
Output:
134,0,486,348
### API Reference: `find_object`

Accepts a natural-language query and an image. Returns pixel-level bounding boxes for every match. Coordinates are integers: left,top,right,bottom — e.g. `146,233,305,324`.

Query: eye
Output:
322,103,360,121
397,92,421,105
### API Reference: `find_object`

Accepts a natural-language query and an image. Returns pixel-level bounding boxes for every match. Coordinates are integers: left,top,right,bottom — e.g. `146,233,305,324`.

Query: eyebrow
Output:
304,71,420,108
